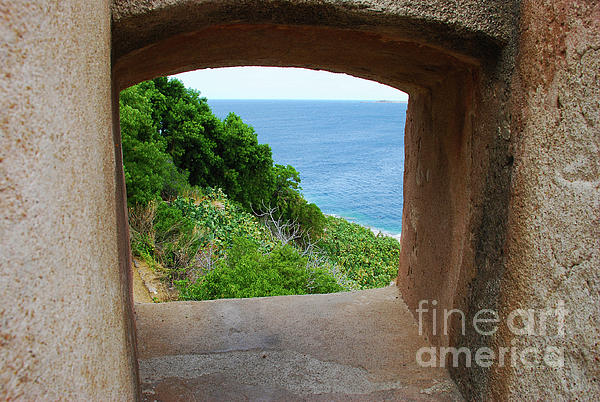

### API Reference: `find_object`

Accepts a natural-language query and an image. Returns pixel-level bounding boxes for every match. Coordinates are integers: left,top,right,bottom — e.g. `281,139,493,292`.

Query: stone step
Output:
134,286,462,401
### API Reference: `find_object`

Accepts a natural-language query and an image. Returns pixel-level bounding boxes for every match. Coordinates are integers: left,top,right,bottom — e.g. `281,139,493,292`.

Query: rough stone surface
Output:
493,0,600,398
111,0,515,63
110,0,517,91
135,287,463,401
0,1,138,399
113,23,478,93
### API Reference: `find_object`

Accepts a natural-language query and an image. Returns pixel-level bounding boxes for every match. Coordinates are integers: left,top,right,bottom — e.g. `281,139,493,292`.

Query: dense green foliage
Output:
120,78,275,208
172,189,274,255
178,237,343,300
129,190,351,299
121,77,325,239
120,85,189,204
318,216,401,289
121,77,401,301
129,192,401,299
129,189,274,283
270,164,326,242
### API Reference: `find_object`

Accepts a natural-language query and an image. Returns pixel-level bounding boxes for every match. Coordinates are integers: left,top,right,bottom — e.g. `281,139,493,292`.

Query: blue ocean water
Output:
208,100,406,236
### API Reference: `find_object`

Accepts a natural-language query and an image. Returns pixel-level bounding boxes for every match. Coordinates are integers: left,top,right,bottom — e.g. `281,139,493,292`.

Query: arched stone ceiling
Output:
112,0,516,92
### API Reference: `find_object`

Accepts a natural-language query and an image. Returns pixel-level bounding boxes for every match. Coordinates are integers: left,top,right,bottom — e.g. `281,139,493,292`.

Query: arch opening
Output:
112,14,492,400
113,17,483,335
124,66,408,303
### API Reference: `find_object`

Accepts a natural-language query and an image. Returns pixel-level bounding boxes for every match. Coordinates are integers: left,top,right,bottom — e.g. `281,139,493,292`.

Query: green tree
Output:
119,85,188,205
120,76,326,240
214,113,275,208
142,77,220,189
137,78,275,209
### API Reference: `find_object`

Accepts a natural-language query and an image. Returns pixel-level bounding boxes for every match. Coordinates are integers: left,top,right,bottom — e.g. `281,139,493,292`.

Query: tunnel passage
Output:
111,0,515,397
4,0,598,399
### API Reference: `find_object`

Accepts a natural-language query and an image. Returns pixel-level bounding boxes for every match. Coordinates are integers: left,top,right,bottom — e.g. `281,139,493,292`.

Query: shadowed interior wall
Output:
401,47,517,399
0,1,138,399
400,69,480,341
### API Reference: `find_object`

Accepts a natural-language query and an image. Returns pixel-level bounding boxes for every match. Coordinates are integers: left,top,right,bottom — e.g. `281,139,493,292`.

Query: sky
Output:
172,67,409,101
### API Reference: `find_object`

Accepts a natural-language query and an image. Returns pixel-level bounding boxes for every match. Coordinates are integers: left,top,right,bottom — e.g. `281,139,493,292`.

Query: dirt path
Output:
132,258,177,303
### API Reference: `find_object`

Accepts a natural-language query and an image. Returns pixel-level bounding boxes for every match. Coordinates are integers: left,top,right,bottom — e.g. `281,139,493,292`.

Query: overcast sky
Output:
173,67,409,101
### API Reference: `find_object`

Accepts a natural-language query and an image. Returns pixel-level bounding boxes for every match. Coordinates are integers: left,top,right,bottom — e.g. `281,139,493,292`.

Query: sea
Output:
207,100,406,238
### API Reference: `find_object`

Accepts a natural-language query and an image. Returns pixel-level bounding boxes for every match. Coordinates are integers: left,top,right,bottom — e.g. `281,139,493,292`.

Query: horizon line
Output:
205,98,409,102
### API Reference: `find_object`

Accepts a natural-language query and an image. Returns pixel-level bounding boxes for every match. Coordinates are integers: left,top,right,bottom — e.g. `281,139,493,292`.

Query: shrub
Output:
317,216,401,289
172,189,275,255
177,237,343,300
128,191,276,286
128,201,157,258
269,164,326,242
151,201,202,282
128,200,202,283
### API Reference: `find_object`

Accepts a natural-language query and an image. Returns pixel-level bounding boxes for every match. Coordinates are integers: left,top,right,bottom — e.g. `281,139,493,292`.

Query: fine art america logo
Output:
415,300,565,368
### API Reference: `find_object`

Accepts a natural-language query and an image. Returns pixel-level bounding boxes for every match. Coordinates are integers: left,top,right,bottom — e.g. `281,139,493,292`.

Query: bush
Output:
317,216,401,289
128,191,276,286
172,189,275,255
177,237,343,300
143,201,200,282
270,164,326,242
128,201,158,259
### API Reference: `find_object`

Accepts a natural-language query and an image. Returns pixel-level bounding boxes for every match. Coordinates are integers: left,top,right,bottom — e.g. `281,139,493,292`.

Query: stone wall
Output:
0,1,139,399
493,0,600,398
402,4,600,397
399,23,518,400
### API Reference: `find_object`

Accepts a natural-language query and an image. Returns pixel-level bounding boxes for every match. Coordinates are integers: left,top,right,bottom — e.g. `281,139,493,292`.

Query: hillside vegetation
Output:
121,77,400,301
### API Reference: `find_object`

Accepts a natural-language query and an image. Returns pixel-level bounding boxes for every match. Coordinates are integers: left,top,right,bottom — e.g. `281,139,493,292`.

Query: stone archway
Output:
111,1,516,398
4,0,597,399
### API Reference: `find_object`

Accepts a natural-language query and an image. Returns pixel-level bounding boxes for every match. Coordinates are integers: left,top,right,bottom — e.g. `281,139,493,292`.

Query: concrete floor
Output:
135,286,462,401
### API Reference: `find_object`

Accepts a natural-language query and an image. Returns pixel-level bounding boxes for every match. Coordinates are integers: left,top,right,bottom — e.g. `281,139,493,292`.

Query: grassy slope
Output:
129,188,400,301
